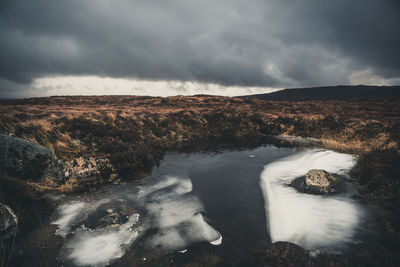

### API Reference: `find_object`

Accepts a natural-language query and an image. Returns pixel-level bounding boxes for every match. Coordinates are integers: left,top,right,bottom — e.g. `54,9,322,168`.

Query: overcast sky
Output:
1,0,399,98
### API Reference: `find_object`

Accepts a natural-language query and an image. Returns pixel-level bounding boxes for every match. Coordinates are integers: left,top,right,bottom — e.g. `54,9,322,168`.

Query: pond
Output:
50,144,366,266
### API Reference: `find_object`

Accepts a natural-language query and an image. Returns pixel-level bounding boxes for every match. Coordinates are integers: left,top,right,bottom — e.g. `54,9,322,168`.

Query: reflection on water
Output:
50,145,366,266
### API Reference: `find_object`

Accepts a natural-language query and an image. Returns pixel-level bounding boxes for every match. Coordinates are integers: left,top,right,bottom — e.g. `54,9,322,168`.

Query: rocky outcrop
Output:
0,134,64,181
0,134,111,183
289,169,339,195
0,134,53,163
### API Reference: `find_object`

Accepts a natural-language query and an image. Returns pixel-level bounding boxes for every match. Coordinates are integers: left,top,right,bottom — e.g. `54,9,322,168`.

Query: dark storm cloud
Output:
0,0,399,94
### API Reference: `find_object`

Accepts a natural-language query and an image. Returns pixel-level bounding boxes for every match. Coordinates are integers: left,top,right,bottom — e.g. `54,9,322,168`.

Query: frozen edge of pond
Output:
260,149,364,251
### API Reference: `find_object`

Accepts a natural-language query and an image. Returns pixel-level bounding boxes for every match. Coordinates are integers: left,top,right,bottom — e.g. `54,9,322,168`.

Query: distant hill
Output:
239,85,400,101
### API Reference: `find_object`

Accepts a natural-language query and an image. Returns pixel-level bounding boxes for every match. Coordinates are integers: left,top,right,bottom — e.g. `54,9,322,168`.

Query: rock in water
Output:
289,169,339,195
0,203,17,232
0,203,18,244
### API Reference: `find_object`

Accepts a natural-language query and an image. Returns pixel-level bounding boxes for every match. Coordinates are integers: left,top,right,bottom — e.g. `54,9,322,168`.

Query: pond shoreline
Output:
2,139,398,266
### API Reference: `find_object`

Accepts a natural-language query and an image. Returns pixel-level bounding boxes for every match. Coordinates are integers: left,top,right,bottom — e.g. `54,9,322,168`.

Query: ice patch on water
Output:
52,201,86,237
141,176,221,250
210,234,223,245
52,199,111,237
138,176,193,198
52,176,221,265
64,213,140,266
260,149,363,251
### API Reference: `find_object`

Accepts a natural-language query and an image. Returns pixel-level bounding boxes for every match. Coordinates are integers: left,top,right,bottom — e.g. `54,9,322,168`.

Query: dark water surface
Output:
46,144,364,266
141,145,296,265
178,146,296,262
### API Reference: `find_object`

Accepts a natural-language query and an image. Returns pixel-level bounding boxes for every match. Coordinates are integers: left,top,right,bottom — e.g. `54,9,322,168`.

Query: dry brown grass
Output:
57,178,78,193
0,95,398,159
320,138,366,153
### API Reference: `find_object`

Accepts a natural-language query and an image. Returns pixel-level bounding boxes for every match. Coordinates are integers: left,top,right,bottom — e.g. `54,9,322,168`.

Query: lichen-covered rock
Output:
289,169,339,195
64,156,99,178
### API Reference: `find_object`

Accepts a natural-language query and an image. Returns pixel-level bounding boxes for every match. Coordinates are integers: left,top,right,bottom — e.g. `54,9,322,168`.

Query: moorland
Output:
0,86,399,266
